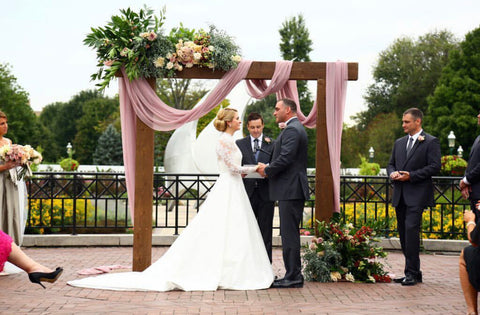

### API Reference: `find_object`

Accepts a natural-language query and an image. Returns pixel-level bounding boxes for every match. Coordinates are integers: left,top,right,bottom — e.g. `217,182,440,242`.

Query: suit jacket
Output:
387,131,441,208
464,135,480,201
265,118,309,201
236,135,274,201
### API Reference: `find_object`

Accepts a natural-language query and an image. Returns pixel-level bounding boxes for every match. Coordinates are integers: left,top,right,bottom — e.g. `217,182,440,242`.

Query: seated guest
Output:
0,230,62,288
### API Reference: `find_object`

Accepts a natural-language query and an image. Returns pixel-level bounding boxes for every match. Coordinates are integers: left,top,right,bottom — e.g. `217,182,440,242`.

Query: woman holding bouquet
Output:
0,110,24,245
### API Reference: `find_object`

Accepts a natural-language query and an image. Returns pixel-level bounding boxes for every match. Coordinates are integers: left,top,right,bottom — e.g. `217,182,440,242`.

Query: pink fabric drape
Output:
119,60,348,217
326,62,348,213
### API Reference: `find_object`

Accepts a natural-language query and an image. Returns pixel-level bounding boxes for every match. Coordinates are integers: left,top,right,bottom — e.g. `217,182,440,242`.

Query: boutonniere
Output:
278,122,287,129
418,135,425,142
264,137,272,144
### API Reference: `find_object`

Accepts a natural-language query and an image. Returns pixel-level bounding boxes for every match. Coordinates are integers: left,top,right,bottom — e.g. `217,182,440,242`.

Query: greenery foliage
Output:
84,6,241,90
302,217,390,283
59,158,79,171
440,155,467,176
358,156,380,176
426,26,480,157
93,124,123,165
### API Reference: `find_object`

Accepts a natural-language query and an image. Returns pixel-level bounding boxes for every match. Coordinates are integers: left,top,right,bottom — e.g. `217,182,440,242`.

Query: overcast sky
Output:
1,0,479,123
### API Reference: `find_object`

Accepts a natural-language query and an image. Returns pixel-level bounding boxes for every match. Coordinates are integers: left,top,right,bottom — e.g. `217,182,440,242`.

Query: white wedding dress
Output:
68,132,274,291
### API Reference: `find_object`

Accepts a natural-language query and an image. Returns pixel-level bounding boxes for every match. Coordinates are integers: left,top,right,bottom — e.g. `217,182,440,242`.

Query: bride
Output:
68,108,274,291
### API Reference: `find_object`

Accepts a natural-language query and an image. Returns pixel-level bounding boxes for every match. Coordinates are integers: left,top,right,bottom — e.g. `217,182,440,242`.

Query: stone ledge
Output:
22,234,469,252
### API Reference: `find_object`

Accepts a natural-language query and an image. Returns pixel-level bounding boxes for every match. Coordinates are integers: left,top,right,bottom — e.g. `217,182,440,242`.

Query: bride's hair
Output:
214,108,238,132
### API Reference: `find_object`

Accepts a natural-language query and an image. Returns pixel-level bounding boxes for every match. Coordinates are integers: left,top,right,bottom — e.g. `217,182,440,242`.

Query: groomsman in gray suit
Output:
258,98,309,288
236,112,275,262
387,108,441,286
460,110,480,218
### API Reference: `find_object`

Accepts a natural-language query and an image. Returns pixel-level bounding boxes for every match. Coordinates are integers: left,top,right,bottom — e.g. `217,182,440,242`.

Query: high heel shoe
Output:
28,267,63,289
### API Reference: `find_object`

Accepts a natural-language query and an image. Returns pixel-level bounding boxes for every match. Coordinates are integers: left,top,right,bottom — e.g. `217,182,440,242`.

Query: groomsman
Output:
460,111,480,218
387,108,441,286
236,112,275,262
258,98,309,288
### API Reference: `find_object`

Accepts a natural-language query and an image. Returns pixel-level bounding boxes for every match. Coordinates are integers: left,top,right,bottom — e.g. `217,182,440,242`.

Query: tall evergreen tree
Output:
93,124,123,165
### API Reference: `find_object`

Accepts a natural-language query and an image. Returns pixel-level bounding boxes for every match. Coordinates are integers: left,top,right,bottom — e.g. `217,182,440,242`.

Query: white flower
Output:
193,52,202,61
166,62,174,70
154,57,165,68
230,55,241,63
345,273,355,282
208,45,214,51
330,271,342,282
367,275,376,283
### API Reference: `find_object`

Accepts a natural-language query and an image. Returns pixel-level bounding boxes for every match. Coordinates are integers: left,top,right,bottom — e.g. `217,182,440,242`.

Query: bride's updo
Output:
213,108,237,132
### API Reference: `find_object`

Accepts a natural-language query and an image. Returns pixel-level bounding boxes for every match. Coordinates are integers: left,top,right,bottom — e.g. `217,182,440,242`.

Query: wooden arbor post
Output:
131,61,358,271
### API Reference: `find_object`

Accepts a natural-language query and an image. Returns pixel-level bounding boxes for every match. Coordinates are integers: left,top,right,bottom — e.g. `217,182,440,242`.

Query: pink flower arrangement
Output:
0,144,42,180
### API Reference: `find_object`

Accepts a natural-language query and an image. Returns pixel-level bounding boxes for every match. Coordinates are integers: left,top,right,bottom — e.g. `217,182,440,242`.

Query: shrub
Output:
59,158,79,171
440,155,467,176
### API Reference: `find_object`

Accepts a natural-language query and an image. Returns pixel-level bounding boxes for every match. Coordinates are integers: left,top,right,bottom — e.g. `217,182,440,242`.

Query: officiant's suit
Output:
236,134,275,262
265,117,309,282
387,130,441,283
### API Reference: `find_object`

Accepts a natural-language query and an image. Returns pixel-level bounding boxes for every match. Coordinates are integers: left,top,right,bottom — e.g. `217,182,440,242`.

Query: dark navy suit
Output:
236,135,275,262
387,131,441,279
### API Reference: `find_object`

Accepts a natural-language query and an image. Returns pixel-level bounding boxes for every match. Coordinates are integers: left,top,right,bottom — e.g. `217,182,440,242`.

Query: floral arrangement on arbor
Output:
0,144,42,181
302,218,391,283
440,155,467,176
84,6,242,90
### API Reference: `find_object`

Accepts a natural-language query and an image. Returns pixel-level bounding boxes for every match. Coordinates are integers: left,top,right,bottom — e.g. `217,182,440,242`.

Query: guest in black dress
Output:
460,207,480,315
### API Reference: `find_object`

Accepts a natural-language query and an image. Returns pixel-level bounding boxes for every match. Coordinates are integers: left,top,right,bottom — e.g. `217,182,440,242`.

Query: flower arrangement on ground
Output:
0,144,43,181
85,6,241,90
302,217,391,283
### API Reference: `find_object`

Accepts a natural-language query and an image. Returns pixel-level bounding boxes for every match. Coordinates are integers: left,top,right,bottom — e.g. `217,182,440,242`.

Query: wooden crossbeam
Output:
126,61,358,271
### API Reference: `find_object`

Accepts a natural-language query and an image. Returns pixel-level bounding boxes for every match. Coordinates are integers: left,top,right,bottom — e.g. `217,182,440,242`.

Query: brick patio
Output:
0,247,467,314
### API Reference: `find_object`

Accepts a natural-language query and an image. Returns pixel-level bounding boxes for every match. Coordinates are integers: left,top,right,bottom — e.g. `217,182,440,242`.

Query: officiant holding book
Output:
236,112,275,262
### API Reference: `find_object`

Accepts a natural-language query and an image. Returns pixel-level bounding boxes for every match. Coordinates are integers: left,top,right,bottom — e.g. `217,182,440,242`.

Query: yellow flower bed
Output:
28,198,96,233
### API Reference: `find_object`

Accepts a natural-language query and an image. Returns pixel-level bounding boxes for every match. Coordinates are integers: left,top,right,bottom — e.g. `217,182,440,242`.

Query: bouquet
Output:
0,144,43,182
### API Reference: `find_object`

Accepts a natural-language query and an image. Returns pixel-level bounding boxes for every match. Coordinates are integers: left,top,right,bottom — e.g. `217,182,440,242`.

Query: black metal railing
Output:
26,172,469,239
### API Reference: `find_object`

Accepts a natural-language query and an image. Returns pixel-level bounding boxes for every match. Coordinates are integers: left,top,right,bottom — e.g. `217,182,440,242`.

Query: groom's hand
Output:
257,163,267,177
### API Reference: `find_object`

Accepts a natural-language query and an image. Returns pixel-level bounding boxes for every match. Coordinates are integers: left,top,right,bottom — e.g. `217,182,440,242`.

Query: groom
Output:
387,108,441,286
258,98,309,289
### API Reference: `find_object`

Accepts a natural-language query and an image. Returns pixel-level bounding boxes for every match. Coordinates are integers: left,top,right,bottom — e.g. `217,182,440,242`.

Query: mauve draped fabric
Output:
119,60,348,217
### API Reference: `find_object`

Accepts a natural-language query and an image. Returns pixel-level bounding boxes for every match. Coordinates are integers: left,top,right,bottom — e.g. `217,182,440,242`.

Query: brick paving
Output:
0,247,467,314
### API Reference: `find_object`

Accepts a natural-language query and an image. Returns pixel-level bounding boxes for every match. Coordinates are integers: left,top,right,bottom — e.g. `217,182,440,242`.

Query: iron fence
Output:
25,172,469,239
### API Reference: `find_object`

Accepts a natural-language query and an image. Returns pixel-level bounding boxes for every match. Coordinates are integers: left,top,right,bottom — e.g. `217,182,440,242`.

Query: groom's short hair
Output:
247,112,264,124
279,98,298,113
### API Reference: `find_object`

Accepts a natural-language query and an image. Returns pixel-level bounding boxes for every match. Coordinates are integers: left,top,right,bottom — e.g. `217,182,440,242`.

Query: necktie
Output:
406,137,414,157
253,138,260,162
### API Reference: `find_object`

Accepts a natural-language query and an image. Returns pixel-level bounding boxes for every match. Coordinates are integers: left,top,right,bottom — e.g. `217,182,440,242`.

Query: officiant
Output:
236,112,275,262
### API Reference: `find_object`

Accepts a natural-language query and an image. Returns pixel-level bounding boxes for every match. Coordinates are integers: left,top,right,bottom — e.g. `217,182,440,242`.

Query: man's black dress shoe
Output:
401,275,417,286
393,273,422,284
271,277,303,288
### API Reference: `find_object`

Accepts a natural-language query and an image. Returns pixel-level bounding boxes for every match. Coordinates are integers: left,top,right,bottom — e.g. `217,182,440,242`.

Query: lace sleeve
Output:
216,136,257,175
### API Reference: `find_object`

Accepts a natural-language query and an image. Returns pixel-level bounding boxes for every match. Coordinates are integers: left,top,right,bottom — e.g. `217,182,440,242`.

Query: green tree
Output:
0,63,39,145
340,124,367,168
39,90,108,162
73,97,119,164
355,31,459,129
279,14,313,110
93,124,123,165
364,112,401,167
426,27,480,157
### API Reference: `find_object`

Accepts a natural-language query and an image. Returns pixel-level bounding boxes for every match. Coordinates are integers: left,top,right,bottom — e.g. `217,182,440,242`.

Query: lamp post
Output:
369,147,374,163
447,131,456,155
457,145,464,158
66,142,73,158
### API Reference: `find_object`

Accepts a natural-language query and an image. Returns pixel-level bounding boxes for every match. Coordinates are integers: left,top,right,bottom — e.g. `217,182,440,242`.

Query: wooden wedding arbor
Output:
128,61,358,271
